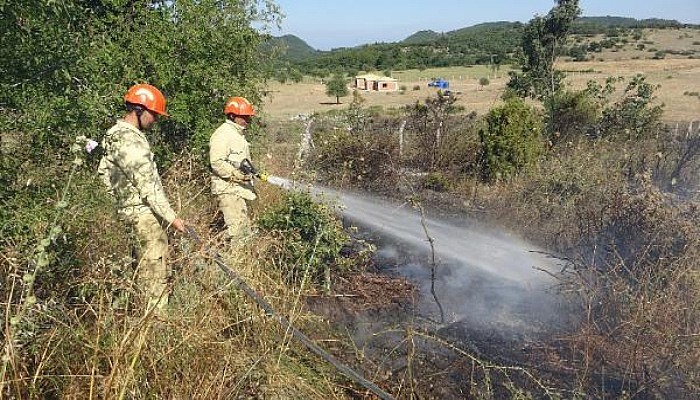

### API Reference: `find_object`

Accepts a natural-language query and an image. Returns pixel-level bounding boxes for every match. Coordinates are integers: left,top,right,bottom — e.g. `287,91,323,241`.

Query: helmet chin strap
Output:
135,107,145,131
126,103,147,131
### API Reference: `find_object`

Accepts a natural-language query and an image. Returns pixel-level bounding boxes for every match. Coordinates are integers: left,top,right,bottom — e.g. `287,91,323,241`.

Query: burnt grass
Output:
302,187,653,399
304,248,579,399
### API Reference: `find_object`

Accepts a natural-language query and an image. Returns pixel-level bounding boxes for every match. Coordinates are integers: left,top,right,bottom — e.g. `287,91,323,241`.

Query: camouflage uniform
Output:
209,120,256,241
98,120,178,311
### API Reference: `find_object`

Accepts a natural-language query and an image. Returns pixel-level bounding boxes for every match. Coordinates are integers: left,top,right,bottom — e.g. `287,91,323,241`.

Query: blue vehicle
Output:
428,78,449,89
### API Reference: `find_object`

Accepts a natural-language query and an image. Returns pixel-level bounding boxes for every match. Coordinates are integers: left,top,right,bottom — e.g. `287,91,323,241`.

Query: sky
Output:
272,0,700,50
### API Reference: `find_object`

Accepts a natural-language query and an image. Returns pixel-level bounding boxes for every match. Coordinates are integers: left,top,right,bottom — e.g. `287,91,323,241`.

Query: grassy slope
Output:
263,28,700,122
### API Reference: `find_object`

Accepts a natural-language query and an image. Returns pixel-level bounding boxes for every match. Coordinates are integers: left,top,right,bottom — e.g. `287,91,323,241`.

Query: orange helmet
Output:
124,83,170,117
224,96,255,117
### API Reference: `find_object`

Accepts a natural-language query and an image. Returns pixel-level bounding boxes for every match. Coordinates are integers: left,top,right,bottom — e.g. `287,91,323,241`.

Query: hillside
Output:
402,30,440,44
278,16,697,75
575,16,684,28
273,34,317,60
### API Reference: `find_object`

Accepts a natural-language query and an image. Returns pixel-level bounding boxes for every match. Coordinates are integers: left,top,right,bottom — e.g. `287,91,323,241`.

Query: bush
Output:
545,89,599,145
422,172,452,192
478,98,544,181
412,85,421,91
257,191,349,290
402,92,463,172
478,134,700,397
599,75,663,139
560,176,700,396
311,119,399,190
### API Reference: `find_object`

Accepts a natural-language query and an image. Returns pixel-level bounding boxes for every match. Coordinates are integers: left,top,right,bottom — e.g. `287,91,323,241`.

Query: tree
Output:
0,0,281,163
325,73,349,104
506,0,581,101
478,77,490,90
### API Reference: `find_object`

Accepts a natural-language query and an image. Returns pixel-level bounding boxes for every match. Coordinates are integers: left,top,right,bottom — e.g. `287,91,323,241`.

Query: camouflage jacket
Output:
98,120,177,223
209,120,256,200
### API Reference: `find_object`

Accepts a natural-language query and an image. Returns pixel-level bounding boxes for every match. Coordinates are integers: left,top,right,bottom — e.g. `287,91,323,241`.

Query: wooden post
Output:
398,120,406,159
295,118,314,170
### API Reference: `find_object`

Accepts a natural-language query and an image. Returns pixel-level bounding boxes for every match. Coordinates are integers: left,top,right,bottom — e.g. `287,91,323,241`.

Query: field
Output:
263,58,700,122
263,28,700,122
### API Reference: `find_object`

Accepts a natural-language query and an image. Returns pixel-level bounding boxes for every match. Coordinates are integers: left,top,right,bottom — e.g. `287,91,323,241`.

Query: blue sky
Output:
272,0,700,50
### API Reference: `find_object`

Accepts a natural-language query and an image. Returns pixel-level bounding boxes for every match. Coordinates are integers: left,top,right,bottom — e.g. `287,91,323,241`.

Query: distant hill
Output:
447,21,523,37
572,16,685,34
403,30,440,44
576,16,683,28
403,22,523,44
281,16,697,75
273,34,317,61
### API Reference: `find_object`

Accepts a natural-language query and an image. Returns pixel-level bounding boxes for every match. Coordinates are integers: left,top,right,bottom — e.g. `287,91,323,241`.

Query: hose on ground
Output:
184,227,394,400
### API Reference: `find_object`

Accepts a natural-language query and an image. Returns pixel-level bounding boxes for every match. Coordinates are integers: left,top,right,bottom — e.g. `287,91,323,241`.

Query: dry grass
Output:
264,71,508,121
559,58,700,121
567,27,700,61
263,59,700,122
0,156,365,399
262,28,700,122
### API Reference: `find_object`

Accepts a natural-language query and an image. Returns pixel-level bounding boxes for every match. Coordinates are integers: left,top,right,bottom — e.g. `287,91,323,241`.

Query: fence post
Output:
295,118,314,170
398,120,407,159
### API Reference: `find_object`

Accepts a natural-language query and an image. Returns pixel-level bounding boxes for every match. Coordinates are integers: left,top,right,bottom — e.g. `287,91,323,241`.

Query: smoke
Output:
268,177,569,338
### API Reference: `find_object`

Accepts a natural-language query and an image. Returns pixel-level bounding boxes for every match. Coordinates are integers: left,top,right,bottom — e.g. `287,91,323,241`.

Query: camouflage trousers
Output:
217,193,251,244
126,210,170,312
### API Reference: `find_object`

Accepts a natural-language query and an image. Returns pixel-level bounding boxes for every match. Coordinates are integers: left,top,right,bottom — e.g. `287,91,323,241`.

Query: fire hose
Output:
184,226,394,400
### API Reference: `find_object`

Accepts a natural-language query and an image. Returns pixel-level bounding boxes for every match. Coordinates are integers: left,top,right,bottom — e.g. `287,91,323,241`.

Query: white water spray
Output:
267,176,567,336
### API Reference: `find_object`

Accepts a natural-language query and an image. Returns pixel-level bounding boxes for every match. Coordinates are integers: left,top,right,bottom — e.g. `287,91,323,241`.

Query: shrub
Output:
560,176,700,396
311,127,399,190
412,85,421,91
478,98,544,181
422,172,452,192
545,89,600,145
402,92,463,172
598,75,663,139
257,191,349,290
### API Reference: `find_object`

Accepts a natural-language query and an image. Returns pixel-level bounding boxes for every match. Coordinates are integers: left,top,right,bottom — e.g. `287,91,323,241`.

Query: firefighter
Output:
209,96,258,243
98,83,186,313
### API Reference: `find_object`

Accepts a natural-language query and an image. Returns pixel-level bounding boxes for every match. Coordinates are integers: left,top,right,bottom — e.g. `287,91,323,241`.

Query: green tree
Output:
325,73,349,104
0,0,281,164
506,0,581,101
289,68,304,83
598,75,664,139
479,98,544,181
478,77,490,90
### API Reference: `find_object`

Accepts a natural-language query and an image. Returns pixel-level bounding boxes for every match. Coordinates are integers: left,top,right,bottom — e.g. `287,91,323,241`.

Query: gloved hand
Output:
258,171,269,182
